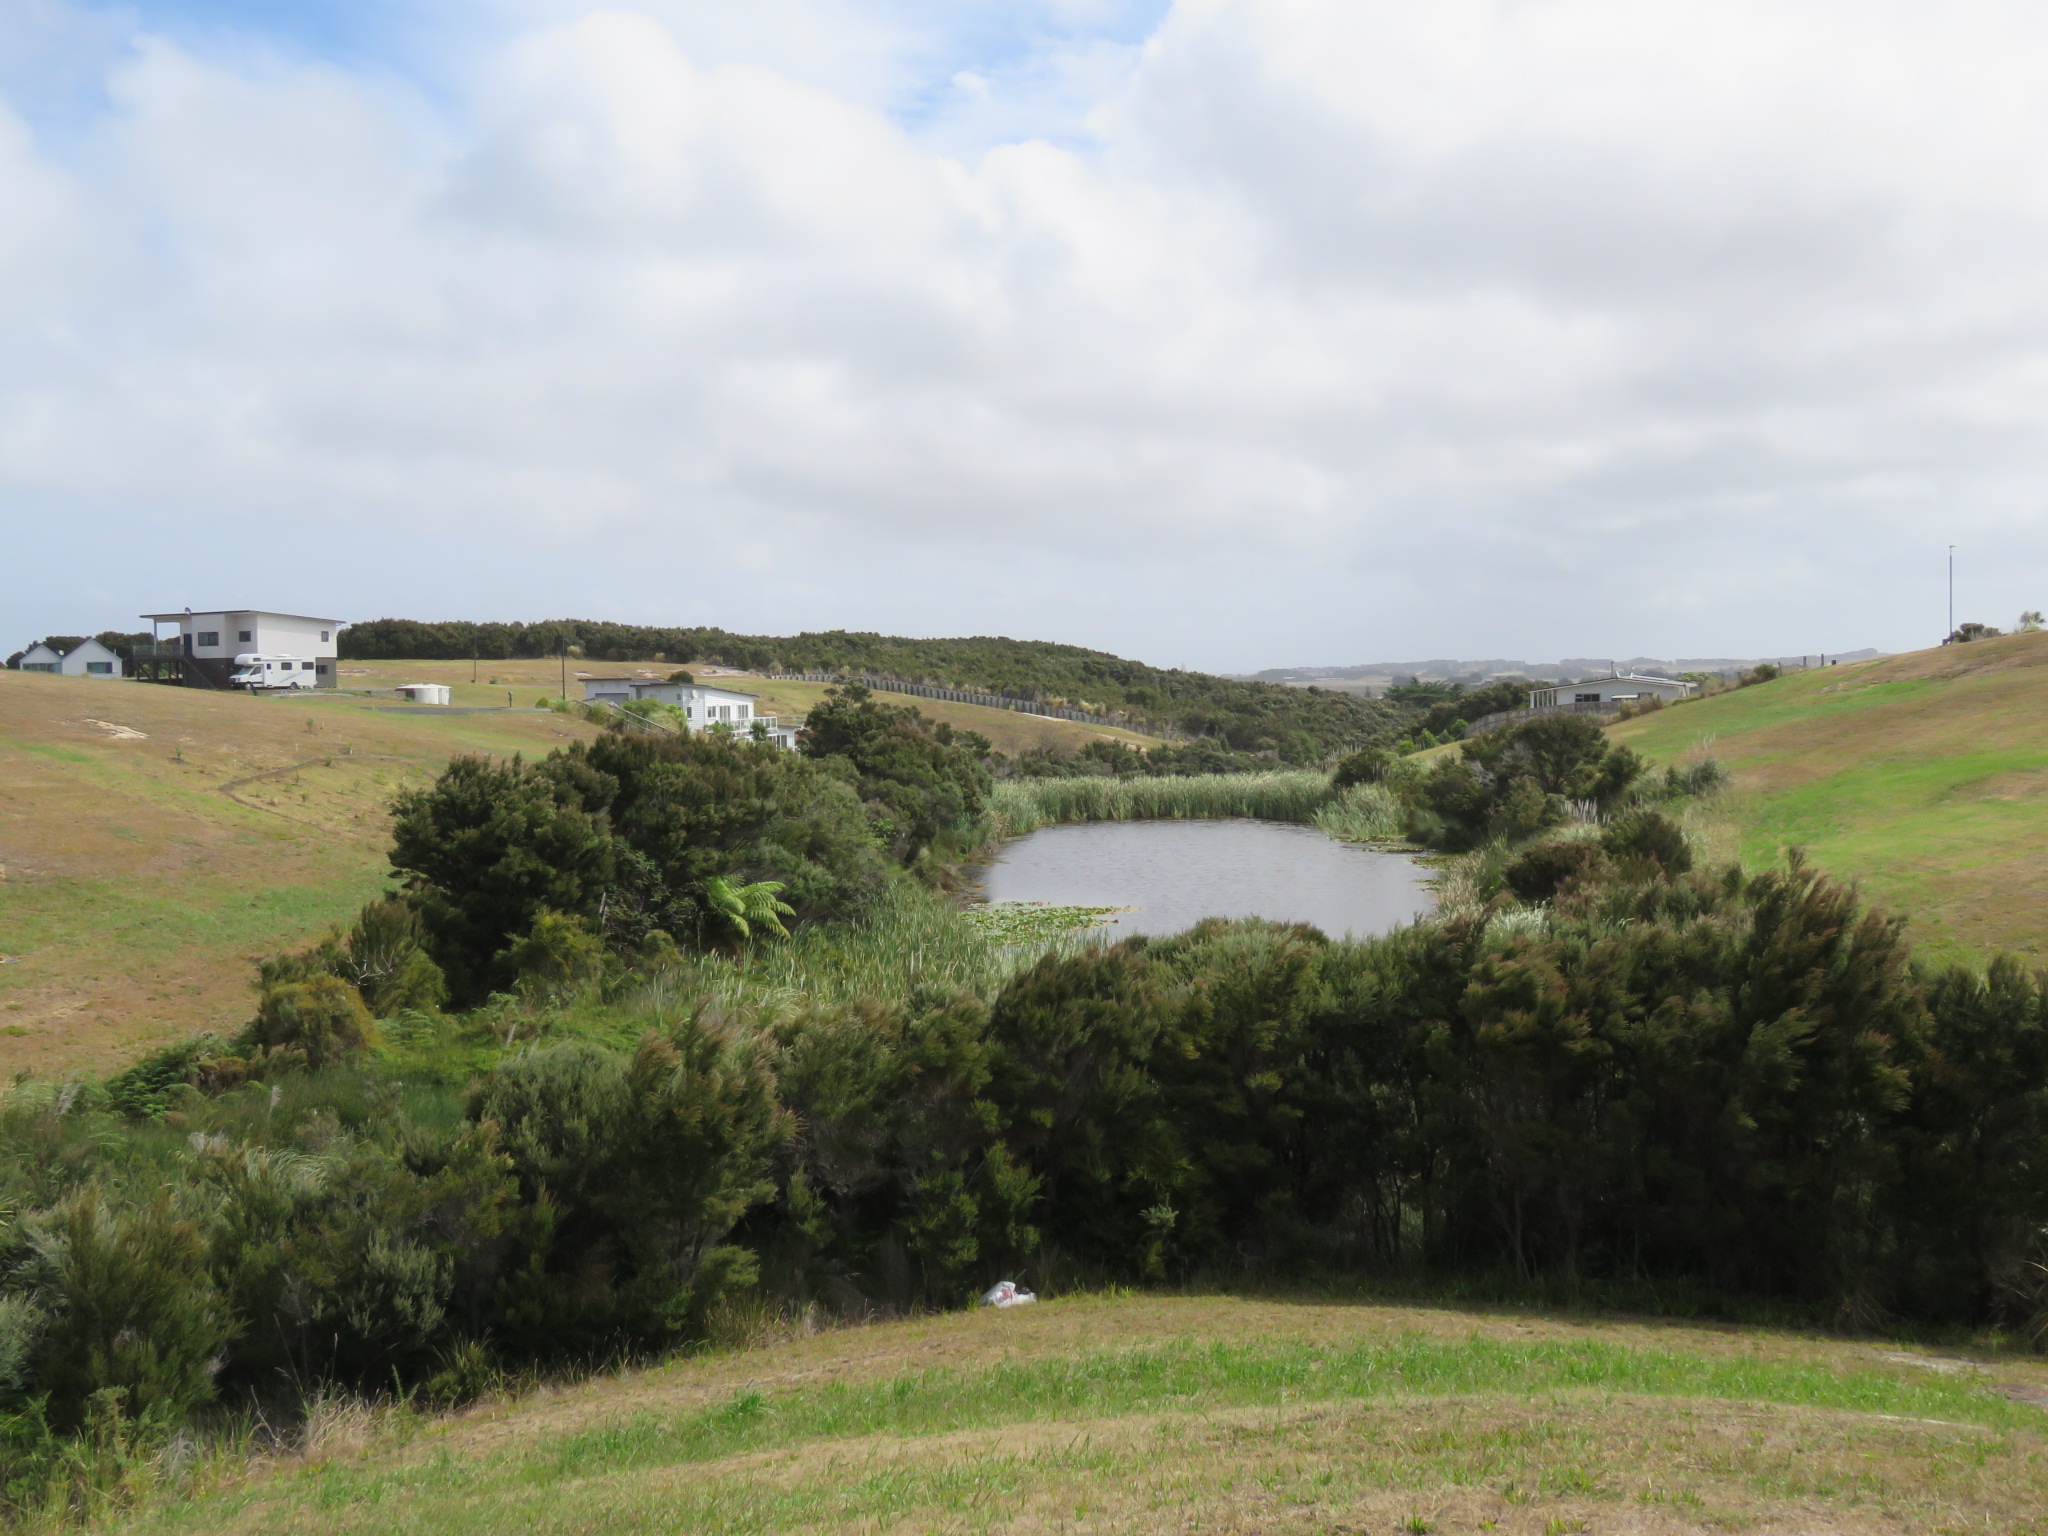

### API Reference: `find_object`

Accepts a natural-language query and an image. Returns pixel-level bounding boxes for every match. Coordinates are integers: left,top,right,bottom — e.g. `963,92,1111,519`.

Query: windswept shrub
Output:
472,1018,786,1349
1599,809,1693,875
1413,713,1643,850
27,1195,233,1431
249,976,377,1069
1331,747,1394,789
800,684,992,867
496,908,609,1001
1501,838,1607,901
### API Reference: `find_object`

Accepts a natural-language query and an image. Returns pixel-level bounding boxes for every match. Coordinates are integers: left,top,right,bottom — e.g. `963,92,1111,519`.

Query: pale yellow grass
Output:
0,671,598,1076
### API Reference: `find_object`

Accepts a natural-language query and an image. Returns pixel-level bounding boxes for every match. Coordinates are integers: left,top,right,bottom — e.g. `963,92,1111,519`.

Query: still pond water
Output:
978,819,1435,940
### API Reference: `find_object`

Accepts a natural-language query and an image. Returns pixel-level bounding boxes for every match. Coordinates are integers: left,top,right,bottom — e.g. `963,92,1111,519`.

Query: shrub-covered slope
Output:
1610,630,2048,966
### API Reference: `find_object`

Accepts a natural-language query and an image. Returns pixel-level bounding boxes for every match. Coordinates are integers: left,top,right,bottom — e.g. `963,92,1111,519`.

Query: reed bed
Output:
990,771,1335,836
616,885,1093,1024
1310,782,1407,842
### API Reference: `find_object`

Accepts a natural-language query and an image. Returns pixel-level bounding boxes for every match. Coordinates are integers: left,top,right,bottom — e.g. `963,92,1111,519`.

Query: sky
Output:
5,0,2048,671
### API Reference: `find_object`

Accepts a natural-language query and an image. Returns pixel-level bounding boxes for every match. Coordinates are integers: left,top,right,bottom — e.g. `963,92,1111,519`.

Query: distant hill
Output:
1244,650,1887,692
1612,632,2048,967
341,619,1413,760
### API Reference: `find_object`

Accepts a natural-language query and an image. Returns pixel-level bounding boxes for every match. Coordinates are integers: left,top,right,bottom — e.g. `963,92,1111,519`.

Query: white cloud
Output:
6,0,2048,664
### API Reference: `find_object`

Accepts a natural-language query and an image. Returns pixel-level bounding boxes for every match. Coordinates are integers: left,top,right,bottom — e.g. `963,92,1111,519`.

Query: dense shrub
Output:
1501,838,1606,901
390,732,892,1003
1331,747,1394,789
800,685,992,866
1412,714,1644,850
249,976,378,1069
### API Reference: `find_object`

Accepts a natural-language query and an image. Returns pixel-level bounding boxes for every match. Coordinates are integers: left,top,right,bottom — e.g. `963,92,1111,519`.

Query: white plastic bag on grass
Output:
981,1280,1035,1308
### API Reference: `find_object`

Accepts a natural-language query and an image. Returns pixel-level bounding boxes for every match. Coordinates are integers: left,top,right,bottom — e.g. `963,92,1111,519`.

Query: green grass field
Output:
121,1293,2048,1535
1611,632,2048,968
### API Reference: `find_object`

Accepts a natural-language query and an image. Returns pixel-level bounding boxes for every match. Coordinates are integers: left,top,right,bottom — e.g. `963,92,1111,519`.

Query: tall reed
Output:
990,772,1334,836
614,885,1081,1024
1310,783,1407,842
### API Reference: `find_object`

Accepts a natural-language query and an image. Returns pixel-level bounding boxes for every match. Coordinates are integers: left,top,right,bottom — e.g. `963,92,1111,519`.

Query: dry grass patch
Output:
0,672,597,1075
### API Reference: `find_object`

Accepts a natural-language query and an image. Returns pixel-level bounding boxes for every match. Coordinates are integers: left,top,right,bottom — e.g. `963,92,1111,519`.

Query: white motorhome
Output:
230,654,318,690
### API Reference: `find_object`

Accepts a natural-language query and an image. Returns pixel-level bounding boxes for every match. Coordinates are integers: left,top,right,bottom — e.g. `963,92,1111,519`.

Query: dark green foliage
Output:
1332,748,1395,789
29,1196,234,1431
473,1020,785,1348
799,685,992,865
1414,714,1644,850
338,618,1414,760
1413,679,1534,737
390,755,616,1005
1599,809,1693,874
390,733,890,1002
102,1036,234,1122
1501,839,1607,902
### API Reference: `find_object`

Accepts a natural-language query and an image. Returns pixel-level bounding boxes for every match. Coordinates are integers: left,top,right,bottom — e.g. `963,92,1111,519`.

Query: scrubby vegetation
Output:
340,619,1412,760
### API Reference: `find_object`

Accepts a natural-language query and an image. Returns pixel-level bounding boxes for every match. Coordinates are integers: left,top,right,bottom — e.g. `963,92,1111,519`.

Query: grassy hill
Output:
124,1292,2048,1535
0,672,607,1078
1610,631,2048,968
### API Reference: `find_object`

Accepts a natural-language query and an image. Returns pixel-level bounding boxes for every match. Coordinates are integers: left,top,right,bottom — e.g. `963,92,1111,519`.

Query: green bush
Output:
800,684,992,867
28,1195,233,1431
1412,714,1643,850
1501,838,1607,901
249,976,377,1069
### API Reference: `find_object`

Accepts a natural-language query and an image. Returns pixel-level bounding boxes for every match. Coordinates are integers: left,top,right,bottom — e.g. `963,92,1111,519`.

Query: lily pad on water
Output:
965,901,1128,944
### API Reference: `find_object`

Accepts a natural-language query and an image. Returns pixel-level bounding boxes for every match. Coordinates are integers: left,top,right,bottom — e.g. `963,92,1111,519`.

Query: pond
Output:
976,819,1435,940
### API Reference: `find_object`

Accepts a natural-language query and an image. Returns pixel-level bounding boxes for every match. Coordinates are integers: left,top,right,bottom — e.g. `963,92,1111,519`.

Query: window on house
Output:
1574,693,1601,703
197,631,219,647
23,663,56,673
86,662,112,675
238,630,253,642
320,631,330,643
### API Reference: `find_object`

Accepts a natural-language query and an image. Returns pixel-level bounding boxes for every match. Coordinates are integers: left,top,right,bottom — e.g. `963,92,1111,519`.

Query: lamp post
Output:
1948,545,1956,643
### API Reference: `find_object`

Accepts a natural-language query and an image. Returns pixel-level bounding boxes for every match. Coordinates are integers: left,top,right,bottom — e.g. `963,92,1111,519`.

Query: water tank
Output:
395,683,452,706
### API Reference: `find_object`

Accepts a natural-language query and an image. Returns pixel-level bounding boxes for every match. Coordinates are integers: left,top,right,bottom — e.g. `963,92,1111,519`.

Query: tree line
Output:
339,618,1412,761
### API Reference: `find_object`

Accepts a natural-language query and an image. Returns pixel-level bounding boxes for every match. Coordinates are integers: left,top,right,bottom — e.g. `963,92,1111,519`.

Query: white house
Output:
142,610,342,690
16,639,123,678
1526,673,1697,710
581,677,799,747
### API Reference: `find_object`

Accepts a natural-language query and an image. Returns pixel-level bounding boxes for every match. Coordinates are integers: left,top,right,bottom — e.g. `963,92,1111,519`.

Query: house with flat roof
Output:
140,610,343,690
580,676,799,748
15,638,123,678
1526,673,1697,710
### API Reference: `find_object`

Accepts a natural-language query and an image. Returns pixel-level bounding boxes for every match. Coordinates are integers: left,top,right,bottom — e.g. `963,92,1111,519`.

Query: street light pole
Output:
1948,545,1956,643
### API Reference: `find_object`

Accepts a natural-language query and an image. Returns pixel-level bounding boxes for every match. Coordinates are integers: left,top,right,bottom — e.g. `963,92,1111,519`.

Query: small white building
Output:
142,610,343,690
581,677,798,747
1527,673,1697,710
16,639,123,678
